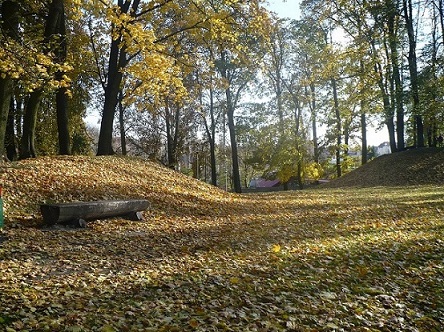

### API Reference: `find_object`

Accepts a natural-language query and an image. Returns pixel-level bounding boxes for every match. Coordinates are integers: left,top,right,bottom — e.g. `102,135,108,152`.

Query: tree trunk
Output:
209,140,217,185
173,104,180,167
0,0,19,159
403,0,423,147
332,78,341,178
164,101,180,169
297,160,303,189
310,83,319,163
0,77,13,159
97,37,124,155
48,0,71,155
208,88,218,186
5,98,17,161
56,82,71,155
165,102,174,169
293,93,304,190
375,61,397,153
439,0,444,48
20,91,42,159
386,118,397,152
226,87,242,193
118,90,127,155
97,0,140,155
360,58,367,164
387,1,404,151
20,0,70,158
428,4,439,148
202,90,218,186
361,111,367,163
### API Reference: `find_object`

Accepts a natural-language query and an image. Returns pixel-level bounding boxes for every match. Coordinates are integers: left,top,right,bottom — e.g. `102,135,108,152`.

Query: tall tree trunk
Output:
332,78,341,178
203,88,218,186
294,95,304,190
439,0,444,47
47,0,71,155
165,101,175,169
387,118,397,152
309,83,319,163
387,0,404,151
219,51,242,193
97,0,139,155
97,37,124,155
0,77,14,159
226,88,241,193
403,0,424,147
428,1,439,147
360,60,367,164
164,101,180,169
118,90,127,155
356,6,368,164
173,104,180,167
276,78,284,135
56,82,70,155
361,111,367,163
5,98,17,161
0,0,19,160
20,91,42,159
20,0,70,158
374,57,397,153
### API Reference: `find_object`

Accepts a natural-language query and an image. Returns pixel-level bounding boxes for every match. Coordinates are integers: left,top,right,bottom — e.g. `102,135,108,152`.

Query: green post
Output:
0,186,3,229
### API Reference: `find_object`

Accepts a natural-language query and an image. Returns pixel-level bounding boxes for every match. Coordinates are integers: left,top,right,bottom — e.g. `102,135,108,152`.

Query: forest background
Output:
0,0,442,193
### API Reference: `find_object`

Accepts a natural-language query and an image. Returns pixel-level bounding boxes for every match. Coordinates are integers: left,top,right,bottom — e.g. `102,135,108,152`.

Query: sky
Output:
266,0,301,20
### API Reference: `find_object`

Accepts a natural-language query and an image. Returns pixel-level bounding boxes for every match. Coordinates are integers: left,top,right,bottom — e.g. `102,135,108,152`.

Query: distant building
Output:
249,178,280,188
376,142,391,156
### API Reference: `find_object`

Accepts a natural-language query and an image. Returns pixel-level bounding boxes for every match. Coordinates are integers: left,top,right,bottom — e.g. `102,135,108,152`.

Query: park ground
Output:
0,149,443,331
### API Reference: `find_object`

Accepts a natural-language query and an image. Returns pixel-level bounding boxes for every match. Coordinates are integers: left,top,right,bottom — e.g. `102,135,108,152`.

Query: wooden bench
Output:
40,199,150,227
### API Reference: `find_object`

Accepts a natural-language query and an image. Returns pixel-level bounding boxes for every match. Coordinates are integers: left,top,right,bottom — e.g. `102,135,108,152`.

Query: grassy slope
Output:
0,156,236,224
324,147,444,187
0,155,443,331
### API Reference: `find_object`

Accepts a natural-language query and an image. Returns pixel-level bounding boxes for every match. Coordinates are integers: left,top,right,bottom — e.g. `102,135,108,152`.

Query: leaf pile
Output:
1,156,443,331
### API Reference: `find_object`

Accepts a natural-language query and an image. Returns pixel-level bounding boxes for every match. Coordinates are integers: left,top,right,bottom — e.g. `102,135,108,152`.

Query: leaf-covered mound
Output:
0,156,443,331
324,147,444,188
0,155,236,224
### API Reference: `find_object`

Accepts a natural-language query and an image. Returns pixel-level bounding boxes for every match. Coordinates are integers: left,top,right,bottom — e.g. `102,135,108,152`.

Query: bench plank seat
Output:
40,199,150,226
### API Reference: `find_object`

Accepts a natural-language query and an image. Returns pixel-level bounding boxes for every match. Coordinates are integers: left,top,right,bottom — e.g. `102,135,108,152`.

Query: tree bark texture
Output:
203,88,218,186
47,0,71,155
41,199,150,225
361,111,367,164
5,98,17,160
332,78,341,178
309,83,319,163
118,90,127,155
226,87,242,193
0,1,19,159
403,0,424,147
164,101,181,169
374,58,397,153
21,91,43,159
387,1,405,151
359,58,367,164
97,0,140,155
20,0,70,158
